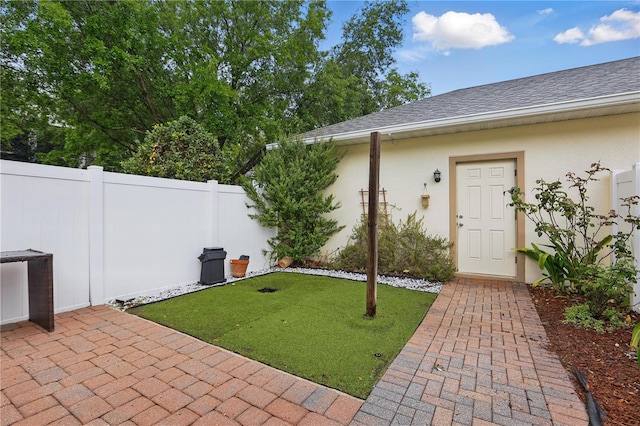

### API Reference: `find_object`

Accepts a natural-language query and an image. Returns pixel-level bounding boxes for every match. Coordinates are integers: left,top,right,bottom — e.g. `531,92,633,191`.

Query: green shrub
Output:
562,303,625,333
577,260,636,319
516,243,576,290
508,162,639,330
563,304,605,332
122,116,228,182
508,162,639,294
332,212,455,282
242,138,344,264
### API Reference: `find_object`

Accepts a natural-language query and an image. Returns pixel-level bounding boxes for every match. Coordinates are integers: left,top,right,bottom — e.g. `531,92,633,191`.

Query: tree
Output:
160,0,330,181
1,0,172,167
293,1,429,129
1,0,429,182
242,139,344,263
121,116,226,182
2,0,331,177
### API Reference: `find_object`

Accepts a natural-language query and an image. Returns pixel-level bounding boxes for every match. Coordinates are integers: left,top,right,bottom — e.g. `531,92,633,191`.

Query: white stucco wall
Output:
323,112,640,284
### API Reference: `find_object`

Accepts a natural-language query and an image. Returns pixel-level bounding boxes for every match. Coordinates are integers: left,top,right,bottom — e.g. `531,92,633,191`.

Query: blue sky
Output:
326,1,640,95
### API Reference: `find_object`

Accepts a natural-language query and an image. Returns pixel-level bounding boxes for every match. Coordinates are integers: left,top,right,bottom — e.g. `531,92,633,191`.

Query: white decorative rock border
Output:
108,267,442,310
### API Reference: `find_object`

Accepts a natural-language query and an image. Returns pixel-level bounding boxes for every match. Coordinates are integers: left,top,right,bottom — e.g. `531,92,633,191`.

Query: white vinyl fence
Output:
613,163,640,312
0,160,275,325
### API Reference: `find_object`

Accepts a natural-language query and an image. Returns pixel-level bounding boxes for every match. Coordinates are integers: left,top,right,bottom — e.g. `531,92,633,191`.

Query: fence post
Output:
207,180,220,247
632,163,640,312
89,166,104,306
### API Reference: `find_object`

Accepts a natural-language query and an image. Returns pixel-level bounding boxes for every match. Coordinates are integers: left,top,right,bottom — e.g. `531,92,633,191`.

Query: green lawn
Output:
128,272,436,398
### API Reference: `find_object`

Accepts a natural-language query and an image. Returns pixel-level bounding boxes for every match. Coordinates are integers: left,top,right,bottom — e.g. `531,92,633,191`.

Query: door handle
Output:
457,222,464,227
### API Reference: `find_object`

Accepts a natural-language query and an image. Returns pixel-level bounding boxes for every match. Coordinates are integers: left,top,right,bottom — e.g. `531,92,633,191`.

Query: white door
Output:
456,160,516,277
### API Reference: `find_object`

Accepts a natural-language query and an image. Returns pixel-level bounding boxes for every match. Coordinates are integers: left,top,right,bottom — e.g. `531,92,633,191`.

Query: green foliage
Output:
508,162,639,292
509,162,640,330
1,0,169,168
563,303,625,333
516,243,577,291
333,212,456,283
577,260,636,319
242,139,343,263
129,272,436,398
121,116,227,182
296,1,429,130
1,0,429,181
631,323,640,366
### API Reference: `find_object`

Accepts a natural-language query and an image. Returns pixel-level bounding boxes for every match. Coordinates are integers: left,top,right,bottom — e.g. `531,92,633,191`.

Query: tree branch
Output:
229,146,265,183
135,67,161,123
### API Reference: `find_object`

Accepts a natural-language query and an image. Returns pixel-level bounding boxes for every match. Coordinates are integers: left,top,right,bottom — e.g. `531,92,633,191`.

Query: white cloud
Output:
554,8,640,46
553,27,585,44
397,48,428,62
411,11,514,54
538,8,554,16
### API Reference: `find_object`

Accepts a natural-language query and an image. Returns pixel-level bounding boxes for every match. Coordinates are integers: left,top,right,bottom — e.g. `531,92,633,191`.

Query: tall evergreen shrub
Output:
242,139,343,263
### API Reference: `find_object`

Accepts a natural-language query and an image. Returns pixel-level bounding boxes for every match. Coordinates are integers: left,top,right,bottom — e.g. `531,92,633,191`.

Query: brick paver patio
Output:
352,278,588,425
1,278,588,425
1,305,361,425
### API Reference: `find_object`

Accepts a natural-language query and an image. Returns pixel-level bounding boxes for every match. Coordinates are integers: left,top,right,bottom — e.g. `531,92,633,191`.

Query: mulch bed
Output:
529,285,640,426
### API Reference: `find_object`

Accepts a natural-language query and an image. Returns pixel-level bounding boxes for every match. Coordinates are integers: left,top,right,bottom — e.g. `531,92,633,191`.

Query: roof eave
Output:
299,91,640,147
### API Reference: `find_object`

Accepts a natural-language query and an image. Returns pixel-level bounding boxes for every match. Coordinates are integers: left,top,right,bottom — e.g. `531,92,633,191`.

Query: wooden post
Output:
366,132,380,317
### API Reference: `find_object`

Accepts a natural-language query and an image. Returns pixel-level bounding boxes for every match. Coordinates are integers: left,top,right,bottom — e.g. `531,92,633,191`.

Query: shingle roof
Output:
301,56,640,140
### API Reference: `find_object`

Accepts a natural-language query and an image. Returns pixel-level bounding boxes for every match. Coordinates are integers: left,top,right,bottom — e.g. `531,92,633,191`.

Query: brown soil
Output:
529,285,640,426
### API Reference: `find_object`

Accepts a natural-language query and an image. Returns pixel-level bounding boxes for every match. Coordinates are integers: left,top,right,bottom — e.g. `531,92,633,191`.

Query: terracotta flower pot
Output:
230,259,249,278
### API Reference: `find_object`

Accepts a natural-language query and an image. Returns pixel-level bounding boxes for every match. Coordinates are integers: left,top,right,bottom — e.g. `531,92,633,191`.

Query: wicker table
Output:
1,250,54,331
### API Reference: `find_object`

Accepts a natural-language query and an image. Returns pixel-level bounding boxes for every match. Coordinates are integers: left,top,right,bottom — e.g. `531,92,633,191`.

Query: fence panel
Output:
0,162,91,322
1,160,274,325
217,185,275,271
101,172,214,302
613,163,640,312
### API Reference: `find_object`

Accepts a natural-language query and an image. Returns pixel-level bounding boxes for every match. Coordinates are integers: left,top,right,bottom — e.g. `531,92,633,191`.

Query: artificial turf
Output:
128,272,436,398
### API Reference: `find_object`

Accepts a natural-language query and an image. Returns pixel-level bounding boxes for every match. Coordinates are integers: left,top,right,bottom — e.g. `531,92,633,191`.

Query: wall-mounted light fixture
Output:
433,169,441,183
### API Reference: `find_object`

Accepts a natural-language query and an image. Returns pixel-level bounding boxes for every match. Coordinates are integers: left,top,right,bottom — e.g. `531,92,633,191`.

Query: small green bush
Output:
332,212,456,282
563,303,626,333
122,116,227,182
509,162,639,330
577,259,636,320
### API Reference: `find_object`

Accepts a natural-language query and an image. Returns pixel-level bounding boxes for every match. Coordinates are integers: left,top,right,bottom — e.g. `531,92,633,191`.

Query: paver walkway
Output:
1,278,588,425
352,278,588,425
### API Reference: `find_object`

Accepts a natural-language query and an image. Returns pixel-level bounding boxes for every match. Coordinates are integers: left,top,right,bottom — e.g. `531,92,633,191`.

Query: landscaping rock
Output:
107,267,441,310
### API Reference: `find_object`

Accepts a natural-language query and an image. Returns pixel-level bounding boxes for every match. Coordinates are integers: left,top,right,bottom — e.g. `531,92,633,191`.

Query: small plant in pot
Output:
230,255,250,278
